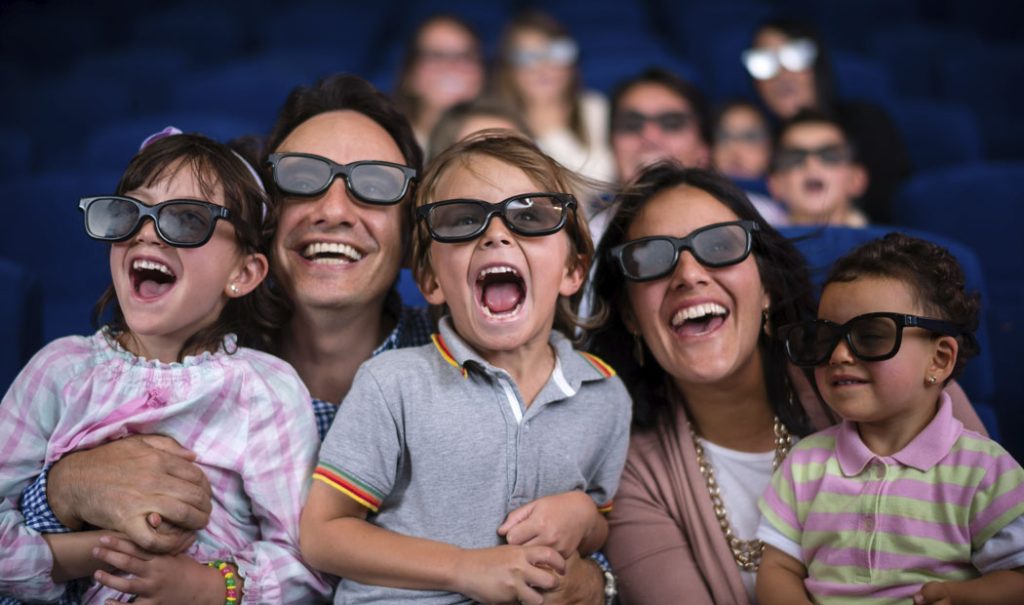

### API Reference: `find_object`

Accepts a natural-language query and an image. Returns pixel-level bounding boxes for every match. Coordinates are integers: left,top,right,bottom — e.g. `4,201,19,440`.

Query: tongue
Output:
676,315,725,336
482,282,522,314
139,279,173,298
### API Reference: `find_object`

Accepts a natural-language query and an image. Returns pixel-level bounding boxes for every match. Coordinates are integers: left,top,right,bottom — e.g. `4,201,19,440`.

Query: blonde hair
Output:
411,132,596,337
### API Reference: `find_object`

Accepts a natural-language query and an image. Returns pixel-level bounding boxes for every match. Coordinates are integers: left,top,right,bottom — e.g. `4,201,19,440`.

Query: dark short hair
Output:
825,232,980,379
97,133,275,361
589,162,817,434
609,68,711,145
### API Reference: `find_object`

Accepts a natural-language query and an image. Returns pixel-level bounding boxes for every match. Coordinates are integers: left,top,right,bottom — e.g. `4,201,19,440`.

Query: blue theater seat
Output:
0,258,42,395
887,99,982,171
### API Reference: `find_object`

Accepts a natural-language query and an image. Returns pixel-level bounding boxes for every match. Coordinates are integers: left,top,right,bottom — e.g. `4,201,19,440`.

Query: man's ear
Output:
226,252,269,298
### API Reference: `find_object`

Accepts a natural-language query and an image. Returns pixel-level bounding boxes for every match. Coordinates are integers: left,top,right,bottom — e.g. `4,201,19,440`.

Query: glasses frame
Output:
78,195,233,248
772,143,854,172
416,192,577,243
608,220,759,282
266,152,417,205
741,38,818,81
780,311,964,367
612,110,694,135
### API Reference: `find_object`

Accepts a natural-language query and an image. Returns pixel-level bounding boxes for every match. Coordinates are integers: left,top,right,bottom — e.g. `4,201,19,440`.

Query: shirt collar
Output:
432,316,616,394
836,391,962,475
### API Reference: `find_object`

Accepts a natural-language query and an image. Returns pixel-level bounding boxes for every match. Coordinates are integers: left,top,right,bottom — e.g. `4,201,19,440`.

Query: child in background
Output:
300,133,631,604
425,97,531,162
712,99,773,185
758,233,1024,604
0,132,330,603
767,108,868,227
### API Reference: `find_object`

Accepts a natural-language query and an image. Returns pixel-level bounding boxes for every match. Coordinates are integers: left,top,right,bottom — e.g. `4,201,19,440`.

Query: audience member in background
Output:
425,96,531,162
711,99,773,193
494,9,615,184
394,15,486,150
743,18,910,223
767,109,868,227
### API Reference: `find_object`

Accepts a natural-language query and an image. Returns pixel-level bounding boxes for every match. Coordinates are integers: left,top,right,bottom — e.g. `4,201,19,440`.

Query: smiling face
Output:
623,184,769,391
768,121,866,224
751,28,819,120
418,155,584,360
110,165,250,362
612,82,709,182
510,27,574,106
410,19,484,116
814,277,952,432
272,110,408,315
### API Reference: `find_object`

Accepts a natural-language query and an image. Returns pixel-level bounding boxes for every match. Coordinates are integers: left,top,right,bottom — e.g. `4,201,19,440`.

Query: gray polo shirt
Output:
316,316,632,604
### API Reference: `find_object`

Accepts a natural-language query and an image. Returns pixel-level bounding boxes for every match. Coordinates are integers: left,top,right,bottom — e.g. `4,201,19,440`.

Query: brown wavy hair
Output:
93,133,275,361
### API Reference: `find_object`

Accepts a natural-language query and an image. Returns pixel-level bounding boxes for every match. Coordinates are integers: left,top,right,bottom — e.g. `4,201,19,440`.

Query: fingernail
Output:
99,536,110,544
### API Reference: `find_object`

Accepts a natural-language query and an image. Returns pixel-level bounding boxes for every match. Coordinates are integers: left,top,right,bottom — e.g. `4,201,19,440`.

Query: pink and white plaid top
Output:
0,330,332,603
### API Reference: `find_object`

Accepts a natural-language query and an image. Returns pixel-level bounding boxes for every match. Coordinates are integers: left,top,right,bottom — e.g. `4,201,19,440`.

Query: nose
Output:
668,248,710,289
311,178,359,227
134,216,164,246
828,336,856,365
640,120,663,143
478,214,514,248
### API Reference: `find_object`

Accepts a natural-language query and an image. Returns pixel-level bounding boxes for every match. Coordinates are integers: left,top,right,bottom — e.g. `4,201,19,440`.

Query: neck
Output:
120,332,189,365
415,106,444,141
481,338,555,409
856,391,942,457
525,98,571,137
676,350,775,453
791,203,855,226
280,302,395,404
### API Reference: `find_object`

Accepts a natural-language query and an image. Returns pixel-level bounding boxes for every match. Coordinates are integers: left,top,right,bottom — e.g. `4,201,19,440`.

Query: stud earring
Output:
761,306,771,336
927,376,937,385
230,284,239,295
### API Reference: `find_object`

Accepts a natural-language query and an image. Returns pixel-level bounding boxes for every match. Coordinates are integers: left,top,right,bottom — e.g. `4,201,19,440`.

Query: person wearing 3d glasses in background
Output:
742,18,911,224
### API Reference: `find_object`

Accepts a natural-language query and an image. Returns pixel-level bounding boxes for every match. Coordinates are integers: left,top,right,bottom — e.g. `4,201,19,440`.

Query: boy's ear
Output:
559,253,587,298
845,163,869,199
929,335,959,384
226,252,269,298
417,262,447,306
767,172,786,202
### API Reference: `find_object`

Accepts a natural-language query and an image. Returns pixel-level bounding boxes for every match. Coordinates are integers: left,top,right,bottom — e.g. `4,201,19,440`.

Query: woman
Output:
394,15,485,150
590,163,985,604
494,10,615,185
742,19,911,224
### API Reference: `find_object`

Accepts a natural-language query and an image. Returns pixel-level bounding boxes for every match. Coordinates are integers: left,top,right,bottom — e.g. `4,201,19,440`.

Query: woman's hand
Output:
92,535,232,605
48,434,212,553
498,492,604,558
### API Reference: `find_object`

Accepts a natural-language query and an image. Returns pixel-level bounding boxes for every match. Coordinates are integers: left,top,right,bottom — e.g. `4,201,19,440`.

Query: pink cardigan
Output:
604,382,985,605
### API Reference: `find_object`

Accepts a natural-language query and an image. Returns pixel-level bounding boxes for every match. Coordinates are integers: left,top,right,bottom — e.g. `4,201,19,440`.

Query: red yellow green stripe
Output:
579,352,616,378
432,333,467,378
313,464,383,513
598,501,614,514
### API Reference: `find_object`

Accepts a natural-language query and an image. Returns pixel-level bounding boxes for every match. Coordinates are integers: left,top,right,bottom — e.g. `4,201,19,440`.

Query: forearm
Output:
578,513,608,556
43,530,117,582
931,569,1024,605
45,454,86,530
756,547,813,605
301,516,462,592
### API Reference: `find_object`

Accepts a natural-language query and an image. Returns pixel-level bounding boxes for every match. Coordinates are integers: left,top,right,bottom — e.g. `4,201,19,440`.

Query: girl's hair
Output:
411,132,596,339
426,96,532,162
589,162,818,435
493,9,587,146
751,18,837,115
825,232,981,379
94,133,275,361
394,14,484,125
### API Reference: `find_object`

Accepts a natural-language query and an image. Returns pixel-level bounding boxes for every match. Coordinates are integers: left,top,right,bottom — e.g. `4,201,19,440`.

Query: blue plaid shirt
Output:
13,300,433,603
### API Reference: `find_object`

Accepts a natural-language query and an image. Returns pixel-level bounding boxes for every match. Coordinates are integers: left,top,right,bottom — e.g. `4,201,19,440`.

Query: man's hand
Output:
541,553,605,605
48,434,212,553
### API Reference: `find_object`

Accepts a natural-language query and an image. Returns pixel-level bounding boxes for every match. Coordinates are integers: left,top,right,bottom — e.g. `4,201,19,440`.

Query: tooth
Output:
303,242,364,261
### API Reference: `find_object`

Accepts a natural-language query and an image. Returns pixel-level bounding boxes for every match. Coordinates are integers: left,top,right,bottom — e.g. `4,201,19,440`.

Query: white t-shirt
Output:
698,438,775,603
535,91,616,184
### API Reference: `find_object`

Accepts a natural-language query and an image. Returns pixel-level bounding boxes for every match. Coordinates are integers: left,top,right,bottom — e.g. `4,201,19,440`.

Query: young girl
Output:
758,233,1024,604
300,133,631,604
0,132,331,603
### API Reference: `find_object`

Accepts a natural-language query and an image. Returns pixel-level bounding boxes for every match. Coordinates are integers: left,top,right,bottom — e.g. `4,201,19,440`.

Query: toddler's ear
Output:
226,252,269,298
845,163,869,198
928,335,959,384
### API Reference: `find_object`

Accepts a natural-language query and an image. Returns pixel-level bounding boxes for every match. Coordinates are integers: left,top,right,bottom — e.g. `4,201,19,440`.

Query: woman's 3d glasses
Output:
267,152,417,205
609,220,759,282
742,38,818,80
79,196,233,248
417,193,576,243
510,38,579,68
780,312,964,367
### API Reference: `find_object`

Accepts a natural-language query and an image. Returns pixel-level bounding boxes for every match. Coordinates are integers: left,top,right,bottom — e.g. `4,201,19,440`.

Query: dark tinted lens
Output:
276,155,331,195
816,145,852,166
691,224,749,266
785,322,840,365
505,196,564,233
654,112,691,132
849,316,898,358
428,202,487,239
620,238,677,279
87,197,139,239
774,148,809,171
159,202,216,244
613,112,645,134
349,163,407,203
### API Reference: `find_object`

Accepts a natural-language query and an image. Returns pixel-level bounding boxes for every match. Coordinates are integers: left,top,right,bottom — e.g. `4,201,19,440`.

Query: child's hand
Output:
913,581,952,604
91,535,227,604
498,492,600,558
455,544,566,605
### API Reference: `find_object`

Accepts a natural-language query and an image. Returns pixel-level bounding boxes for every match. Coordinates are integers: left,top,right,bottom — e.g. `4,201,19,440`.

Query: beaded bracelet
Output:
207,560,239,604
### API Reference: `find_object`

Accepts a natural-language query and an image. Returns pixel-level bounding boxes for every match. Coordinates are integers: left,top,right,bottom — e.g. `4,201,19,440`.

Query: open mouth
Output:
302,242,363,265
131,259,176,298
670,302,728,336
802,177,826,194
476,265,526,319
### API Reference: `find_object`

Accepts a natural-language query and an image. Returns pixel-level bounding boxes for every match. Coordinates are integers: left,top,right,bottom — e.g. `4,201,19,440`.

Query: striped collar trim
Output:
432,333,468,378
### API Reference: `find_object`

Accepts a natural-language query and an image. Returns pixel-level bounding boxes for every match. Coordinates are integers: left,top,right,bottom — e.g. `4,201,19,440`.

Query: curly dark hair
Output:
825,232,981,380
588,162,818,435
93,133,276,361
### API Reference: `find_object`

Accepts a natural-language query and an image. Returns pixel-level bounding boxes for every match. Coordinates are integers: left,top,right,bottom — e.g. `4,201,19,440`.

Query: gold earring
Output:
632,332,645,367
927,376,937,385
762,306,771,336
